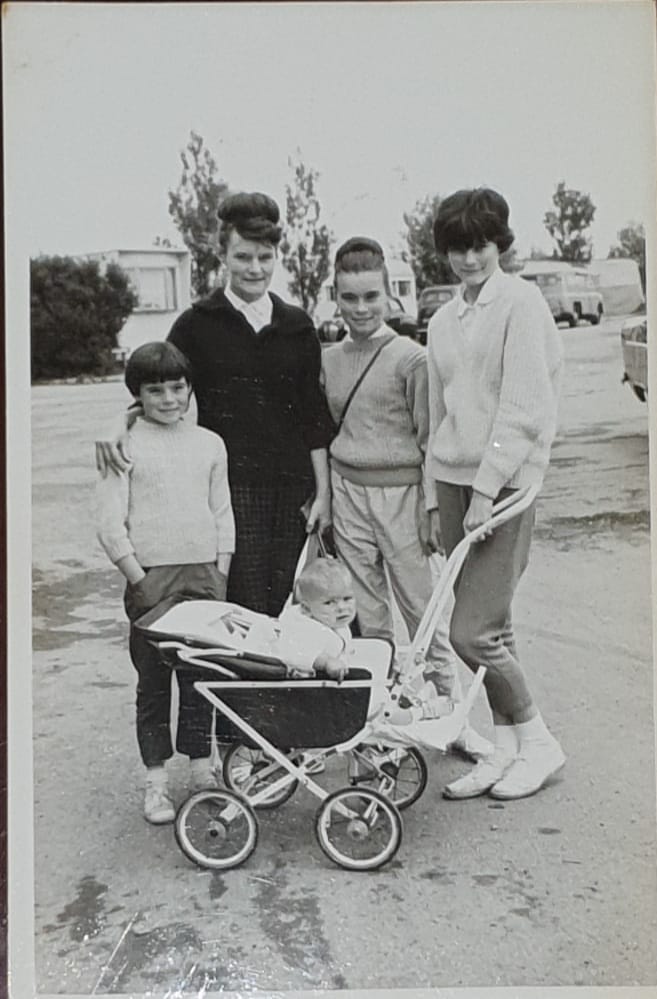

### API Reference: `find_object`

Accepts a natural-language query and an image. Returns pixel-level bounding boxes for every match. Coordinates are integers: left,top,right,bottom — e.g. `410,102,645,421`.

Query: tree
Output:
30,256,138,381
402,194,458,291
608,222,646,292
543,181,596,263
168,131,230,298
279,155,333,315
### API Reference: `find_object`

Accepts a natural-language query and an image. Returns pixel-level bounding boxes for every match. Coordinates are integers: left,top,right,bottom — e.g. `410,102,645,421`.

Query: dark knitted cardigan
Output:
168,289,335,485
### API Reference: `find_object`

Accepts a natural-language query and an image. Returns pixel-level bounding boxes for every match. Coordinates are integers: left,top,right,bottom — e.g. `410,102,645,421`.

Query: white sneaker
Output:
489,738,565,800
189,758,219,792
450,726,494,761
443,752,515,800
143,785,175,824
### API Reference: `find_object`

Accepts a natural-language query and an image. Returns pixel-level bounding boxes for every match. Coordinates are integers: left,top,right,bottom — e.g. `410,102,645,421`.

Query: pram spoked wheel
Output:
350,745,428,810
174,789,258,871
315,787,402,871
223,745,299,809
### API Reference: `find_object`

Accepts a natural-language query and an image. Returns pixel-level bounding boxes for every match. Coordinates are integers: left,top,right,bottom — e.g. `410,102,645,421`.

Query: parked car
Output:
317,298,418,344
520,269,604,327
317,314,347,344
416,285,459,343
386,296,419,339
621,313,648,401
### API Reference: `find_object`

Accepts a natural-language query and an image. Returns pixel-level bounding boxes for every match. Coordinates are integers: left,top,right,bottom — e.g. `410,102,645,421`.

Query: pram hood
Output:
135,599,281,655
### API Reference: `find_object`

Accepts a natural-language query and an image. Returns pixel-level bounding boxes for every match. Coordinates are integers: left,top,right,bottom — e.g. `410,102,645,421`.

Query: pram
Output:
136,485,538,872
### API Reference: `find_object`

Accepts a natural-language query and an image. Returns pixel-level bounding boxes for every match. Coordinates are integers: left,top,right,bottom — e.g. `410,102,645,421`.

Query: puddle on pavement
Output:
95,920,204,993
32,565,124,650
253,860,336,986
47,875,108,943
534,508,650,551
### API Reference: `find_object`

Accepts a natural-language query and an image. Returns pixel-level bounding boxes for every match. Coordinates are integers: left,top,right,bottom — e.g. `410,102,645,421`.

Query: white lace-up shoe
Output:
450,726,494,761
443,752,515,800
489,738,565,800
189,758,219,793
143,785,175,824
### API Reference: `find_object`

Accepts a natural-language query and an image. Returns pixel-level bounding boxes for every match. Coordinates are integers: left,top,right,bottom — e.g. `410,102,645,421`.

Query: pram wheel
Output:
315,788,402,871
223,744,299,809
174,789,258,871
351,745,428,811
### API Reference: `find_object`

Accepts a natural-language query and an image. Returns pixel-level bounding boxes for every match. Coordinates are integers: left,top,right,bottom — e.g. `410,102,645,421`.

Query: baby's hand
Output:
288,666,316,679
323,656,347,682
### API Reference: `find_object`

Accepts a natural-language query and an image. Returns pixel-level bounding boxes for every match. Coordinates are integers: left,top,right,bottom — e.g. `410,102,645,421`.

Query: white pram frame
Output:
143,485,538,872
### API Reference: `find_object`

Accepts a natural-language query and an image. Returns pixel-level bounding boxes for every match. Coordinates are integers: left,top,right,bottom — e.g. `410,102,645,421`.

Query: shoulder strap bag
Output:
335,334,396,434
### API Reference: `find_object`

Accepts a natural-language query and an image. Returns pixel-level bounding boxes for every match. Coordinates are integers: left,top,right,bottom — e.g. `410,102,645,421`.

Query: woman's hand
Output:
95,410,138,476
305,492,332,534
463,491,495,540
421,508,444,555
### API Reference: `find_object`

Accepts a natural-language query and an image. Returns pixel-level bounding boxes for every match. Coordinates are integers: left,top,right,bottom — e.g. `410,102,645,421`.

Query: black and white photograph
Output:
4,2,657,997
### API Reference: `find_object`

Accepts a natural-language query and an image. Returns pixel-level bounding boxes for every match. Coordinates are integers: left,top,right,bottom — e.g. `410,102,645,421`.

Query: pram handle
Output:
407,483,540,665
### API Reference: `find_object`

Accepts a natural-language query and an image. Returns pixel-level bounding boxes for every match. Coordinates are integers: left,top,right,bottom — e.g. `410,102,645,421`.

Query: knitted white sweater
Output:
426,269,563,499
96,418,235,567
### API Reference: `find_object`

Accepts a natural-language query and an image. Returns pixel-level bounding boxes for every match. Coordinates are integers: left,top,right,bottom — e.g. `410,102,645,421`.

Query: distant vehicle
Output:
316,298,418,344
416,285,458,343
620,313,648,402
520,269,604,327
386,296,418,339
317,313,347,344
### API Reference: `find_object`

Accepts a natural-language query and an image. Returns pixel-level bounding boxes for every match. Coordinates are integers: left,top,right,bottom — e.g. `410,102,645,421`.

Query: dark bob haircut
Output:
217,192,283,254
125,341,192,398
333,236,391,293
432,188,515,256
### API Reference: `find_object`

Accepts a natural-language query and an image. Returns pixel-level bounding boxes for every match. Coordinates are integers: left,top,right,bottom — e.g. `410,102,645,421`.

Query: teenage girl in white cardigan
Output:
426,188,566,800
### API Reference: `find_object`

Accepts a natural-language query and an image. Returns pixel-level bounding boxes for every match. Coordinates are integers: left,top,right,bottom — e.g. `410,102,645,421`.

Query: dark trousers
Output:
436,483,537,721
124,562,227,768
227,478,312,617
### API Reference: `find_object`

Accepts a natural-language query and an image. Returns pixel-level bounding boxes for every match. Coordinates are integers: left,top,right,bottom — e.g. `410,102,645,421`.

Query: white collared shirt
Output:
225,286,273,333
343,323,392,344
456,267,506,341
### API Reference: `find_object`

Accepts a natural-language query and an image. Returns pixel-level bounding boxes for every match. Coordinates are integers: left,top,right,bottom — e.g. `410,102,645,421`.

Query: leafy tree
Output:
543,181,596,263
402,194,458,291
279,155,333,315
608,222,646,292
168,131,230,298
30,256,137,381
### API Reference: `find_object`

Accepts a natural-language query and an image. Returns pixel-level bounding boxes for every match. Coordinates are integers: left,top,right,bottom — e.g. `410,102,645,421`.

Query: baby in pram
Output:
246,556,455,725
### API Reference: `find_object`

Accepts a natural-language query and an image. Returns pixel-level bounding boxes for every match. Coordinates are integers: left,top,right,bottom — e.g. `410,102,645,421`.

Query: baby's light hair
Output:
294,558,353,605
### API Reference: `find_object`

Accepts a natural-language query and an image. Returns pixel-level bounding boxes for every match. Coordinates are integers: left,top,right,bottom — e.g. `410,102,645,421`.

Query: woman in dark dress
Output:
97,192,335,617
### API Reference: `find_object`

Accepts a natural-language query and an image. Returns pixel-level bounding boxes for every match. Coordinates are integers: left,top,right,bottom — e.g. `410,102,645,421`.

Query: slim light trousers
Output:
331,472,457,692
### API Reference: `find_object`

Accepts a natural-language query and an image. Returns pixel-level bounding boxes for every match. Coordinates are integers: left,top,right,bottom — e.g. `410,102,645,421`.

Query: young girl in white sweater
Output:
96,341,235,825
426,188,565,801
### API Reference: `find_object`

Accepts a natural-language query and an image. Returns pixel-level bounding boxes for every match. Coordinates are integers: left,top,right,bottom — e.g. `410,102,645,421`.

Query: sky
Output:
4,1,657,277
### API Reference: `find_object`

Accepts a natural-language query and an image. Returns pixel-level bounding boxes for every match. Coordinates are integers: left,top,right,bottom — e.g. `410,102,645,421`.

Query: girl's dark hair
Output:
432,188,515,256
217,192,282,253
333,236,391,293
125,341,192,397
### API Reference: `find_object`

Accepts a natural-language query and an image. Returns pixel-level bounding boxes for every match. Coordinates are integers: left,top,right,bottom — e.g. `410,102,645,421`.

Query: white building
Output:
85,247,192,356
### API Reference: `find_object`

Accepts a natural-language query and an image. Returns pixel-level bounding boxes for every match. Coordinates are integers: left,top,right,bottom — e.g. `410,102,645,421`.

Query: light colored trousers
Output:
331,472,458,696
